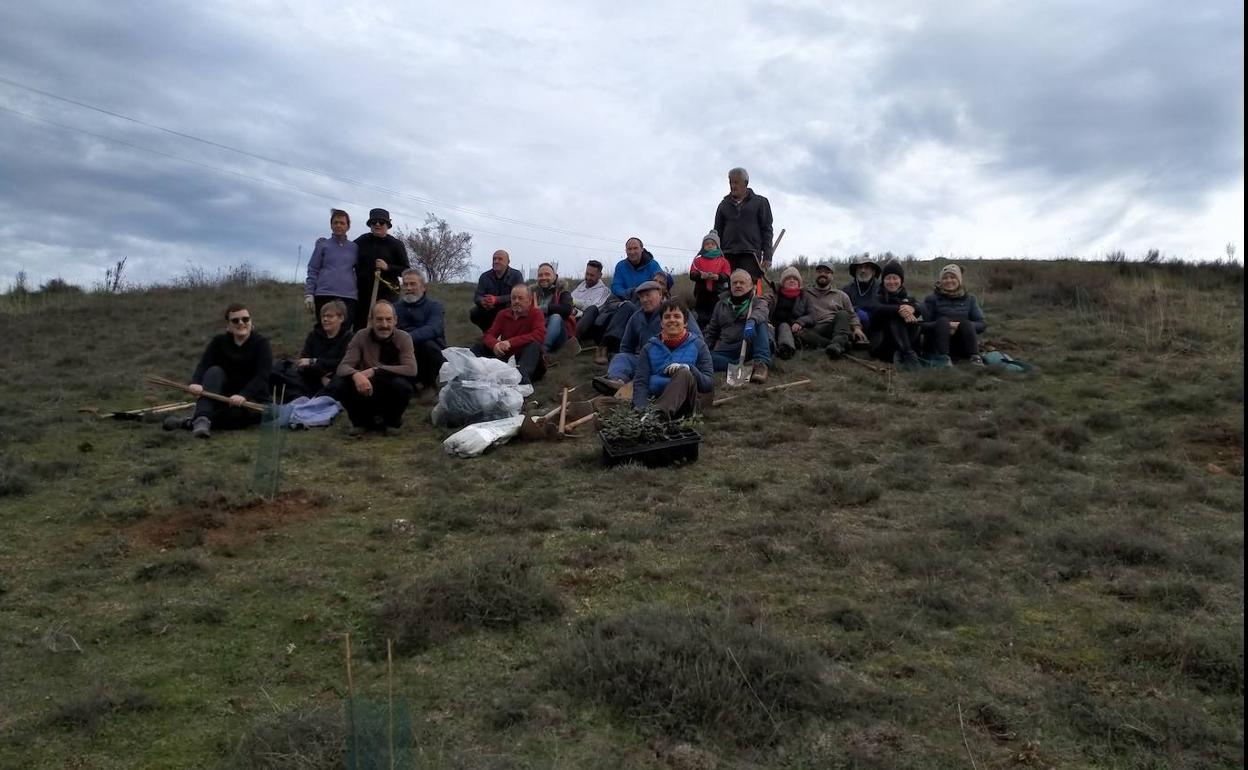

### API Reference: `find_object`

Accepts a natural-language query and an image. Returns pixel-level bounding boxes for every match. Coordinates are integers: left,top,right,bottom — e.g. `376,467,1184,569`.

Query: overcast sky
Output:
1,0,1242,289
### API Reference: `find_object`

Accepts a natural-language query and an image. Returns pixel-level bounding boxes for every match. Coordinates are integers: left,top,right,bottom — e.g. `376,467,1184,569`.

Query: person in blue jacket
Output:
395,269,446,389
921,264,986,365
601,237,673,354
632,299,714,419
594,281,702,395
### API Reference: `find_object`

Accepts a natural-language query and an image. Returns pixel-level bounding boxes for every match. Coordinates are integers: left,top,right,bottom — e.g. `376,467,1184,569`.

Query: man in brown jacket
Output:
795,263,868,359
331,300,419,435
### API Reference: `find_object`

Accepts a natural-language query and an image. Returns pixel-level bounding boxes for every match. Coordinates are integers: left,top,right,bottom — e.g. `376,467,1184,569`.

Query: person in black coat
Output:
353,208,410,330
921,264,987,365
863,261,922,370
294,299,353,396
470,249,525,331
713,167,775,280
167,303,272,437
395,269,447,389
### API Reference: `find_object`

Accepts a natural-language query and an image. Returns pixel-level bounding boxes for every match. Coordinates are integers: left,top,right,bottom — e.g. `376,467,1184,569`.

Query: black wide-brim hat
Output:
368,208,392,225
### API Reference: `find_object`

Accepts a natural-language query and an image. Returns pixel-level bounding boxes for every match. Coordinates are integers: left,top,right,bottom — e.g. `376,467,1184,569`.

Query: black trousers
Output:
922,319,979,359
413,339,446,387
724,250,764,281
470,342,545,385
869,317,921,361
328,373,414,428
576,305,610,344
469,304,504,332
193,366,265,429
602,301,637,352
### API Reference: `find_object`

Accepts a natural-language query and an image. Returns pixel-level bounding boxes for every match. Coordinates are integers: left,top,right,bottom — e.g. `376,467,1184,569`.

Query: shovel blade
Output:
726,364,749,388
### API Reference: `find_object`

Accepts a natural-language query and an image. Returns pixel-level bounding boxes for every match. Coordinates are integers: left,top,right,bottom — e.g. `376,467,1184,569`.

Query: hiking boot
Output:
776,343,796,360
592,376,625,396
932,354,953,368
346,425,367,437
542,353,557,369
969,354,985,366
899,352,921,372
382,426,403,437
593,345,609,365
824,343,845,360
750,364,769,384
191,416,212,439
163,415,189,431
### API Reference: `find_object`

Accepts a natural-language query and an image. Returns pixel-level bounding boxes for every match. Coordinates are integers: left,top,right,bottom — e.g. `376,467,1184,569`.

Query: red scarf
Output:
662,329,689,349
780,285,802,299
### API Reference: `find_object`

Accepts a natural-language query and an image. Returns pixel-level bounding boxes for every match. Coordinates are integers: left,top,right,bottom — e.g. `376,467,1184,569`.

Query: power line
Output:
0,104,686,260
0,74,693,253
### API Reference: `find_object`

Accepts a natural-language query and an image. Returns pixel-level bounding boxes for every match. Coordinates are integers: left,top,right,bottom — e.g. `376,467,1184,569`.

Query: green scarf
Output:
702,247,723,258
727,291,753,319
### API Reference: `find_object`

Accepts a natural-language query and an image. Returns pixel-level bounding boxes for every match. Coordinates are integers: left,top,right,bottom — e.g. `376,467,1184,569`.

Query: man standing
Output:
353,208,410,330
394,269,446,391
470,249,525,332
166,303,272,438
571,260,612,361
332,300,418,436
713,167,774,281
471,284,547,385
304,208,359,321
795,262,868,358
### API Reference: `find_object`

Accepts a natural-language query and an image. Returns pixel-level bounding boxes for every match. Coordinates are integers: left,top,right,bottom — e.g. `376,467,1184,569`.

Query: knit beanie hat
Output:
881,260,905,281
939,264,963,283
779,265,803,286
701,229,721,251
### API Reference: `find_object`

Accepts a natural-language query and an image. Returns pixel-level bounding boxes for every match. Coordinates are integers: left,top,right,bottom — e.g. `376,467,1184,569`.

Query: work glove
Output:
303,295,314,313
664,363,689,375
743,320,756,341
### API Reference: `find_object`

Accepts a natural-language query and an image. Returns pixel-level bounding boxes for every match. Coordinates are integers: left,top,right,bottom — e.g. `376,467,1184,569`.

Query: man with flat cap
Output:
353,208,410,330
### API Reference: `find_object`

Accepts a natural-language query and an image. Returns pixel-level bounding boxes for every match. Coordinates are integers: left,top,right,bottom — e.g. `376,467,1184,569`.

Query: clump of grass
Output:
1083,408,1124,432
1044,420,1091,453
224,704,344,769
46,686,156,731
809,469,881,506
1108,580,1207,613
551,606,835,745
0,457,33,499
1048,528,1172,568
373,549,562,655
1131,455,1188,480
1117,624,1245,695
132,555,209,582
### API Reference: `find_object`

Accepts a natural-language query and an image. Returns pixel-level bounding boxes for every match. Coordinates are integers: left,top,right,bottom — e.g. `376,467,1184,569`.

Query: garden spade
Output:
725,295,756,388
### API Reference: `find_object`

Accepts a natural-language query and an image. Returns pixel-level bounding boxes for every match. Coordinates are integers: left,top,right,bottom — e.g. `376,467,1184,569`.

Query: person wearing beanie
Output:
689,230,732,328
793,263,867,359
769,265,809,359
863,260,922,370
920,264,987,365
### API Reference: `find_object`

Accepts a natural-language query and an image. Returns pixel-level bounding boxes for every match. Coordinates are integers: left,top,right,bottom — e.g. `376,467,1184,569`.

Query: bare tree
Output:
397,214,473,283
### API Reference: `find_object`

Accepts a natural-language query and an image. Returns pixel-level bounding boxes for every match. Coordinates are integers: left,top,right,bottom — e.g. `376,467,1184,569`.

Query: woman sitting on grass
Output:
921,264,986,366
632,299,714,420
865,261,923,370
292,299,353,397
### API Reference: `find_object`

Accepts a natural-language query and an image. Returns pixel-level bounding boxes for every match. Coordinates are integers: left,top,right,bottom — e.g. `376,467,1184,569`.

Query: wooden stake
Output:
387,638,395,770
344,633,357,770
564,412,598,432
369,269,382,321
713,378,811,406
145,374,265,412
557,387,570,435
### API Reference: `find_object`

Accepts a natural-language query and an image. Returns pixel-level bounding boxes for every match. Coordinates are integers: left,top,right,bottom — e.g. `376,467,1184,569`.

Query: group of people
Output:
165,168,987,437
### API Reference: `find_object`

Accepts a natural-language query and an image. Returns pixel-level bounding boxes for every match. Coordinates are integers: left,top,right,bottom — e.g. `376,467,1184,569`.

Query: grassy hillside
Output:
0,258,1243,769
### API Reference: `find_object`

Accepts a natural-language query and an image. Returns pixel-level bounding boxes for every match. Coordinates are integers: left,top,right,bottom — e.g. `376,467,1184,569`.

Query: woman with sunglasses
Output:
165,303,272,438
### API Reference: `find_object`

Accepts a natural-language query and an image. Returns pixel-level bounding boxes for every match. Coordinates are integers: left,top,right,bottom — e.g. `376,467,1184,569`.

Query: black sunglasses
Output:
228,316,251,324
367,219,390,227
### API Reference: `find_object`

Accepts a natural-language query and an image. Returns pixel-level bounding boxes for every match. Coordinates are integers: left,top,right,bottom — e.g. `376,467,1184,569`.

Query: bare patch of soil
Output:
127,493,325,550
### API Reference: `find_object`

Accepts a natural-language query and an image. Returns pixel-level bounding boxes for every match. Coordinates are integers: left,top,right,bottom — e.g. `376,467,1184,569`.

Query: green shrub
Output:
551,606,835,745
225,703,345,770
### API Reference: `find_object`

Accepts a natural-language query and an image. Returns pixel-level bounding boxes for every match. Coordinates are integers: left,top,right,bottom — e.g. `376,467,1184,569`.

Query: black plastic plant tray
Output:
599,428,702,468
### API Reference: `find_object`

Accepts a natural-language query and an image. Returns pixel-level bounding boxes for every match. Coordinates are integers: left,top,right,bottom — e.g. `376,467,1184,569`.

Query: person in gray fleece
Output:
795,262,867,359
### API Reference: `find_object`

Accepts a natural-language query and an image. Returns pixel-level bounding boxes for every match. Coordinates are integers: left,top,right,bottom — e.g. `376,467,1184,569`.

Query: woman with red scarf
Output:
632,299,714,419
769,265,808,359
689,230,732,328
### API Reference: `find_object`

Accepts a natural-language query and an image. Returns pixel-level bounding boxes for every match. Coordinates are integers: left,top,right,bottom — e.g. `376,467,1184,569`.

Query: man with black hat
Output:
795,262,867,359
713,167,774,282
353,208,410,330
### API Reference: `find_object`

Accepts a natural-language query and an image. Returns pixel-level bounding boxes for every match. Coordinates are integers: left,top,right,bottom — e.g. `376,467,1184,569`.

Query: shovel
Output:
725,295,756,388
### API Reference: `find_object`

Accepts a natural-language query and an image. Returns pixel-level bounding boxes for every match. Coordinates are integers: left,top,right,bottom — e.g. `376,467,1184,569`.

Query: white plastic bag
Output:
442,415,526,458
431,347,534,428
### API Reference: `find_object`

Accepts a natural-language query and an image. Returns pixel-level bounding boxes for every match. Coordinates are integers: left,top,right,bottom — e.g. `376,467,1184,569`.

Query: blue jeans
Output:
711,331,771,371
544,315,567,352
607,352,637,381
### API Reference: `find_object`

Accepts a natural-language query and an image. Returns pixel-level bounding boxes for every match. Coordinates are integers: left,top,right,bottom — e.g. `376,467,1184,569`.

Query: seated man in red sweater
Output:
470,283,547,385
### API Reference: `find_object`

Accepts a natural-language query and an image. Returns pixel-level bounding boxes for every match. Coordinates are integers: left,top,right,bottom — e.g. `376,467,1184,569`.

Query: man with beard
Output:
705,269,773,383
331,300,418,436
353,208,410,330
571,260,612,361
713,168,774,281
532,262,576,356
842,254,882,330
471,283,547,385
470,249,525,332
394,269,446,391
795,262,867,359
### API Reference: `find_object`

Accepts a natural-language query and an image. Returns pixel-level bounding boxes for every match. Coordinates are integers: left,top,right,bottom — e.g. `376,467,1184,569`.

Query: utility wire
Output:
0,74,693,253
0,104,677,259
